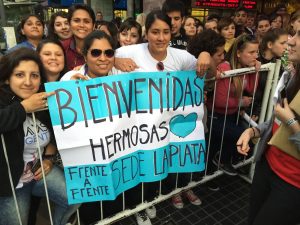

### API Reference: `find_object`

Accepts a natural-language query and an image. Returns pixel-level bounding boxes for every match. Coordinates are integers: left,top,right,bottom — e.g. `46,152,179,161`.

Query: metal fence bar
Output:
236,74,246,125
95,156,254,225
247,71,260,127
32,112,54,225
248,61,278,180
266,59,282,120
77,209,81,225
216,76,232,170
93,63,278,225
100,201,103,220
204,81,217,176
2,62,280,225
1,134,23,225
122,192,125,211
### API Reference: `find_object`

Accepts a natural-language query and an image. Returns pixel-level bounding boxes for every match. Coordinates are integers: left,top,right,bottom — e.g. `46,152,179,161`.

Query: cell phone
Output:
280,87,286,106
31,159,41,174
280,87,286,100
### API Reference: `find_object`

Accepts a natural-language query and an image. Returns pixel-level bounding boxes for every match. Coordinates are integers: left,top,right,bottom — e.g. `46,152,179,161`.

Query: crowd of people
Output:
0,0,299,225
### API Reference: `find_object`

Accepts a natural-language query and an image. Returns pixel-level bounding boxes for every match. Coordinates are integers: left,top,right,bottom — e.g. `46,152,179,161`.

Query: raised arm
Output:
196,52,216,78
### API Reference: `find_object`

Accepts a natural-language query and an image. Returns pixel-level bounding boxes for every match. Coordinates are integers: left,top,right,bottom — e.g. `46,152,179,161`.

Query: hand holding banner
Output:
45,71,206,204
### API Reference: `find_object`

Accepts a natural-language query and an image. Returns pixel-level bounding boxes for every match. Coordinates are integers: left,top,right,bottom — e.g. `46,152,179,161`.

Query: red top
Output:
266,121,300,188
207,61,257,115
62,37,85,71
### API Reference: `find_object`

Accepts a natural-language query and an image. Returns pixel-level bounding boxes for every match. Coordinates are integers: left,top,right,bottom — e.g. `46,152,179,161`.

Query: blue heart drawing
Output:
169,113,198,138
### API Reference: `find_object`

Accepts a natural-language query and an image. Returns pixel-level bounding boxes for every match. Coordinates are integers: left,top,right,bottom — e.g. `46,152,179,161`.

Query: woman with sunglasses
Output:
206,34,260,176
115,10,215,224
236,28,300,225
61,30,117,81
60,30,122,225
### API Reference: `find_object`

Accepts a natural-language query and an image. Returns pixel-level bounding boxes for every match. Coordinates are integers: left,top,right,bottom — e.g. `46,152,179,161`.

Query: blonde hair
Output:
226,34,258,97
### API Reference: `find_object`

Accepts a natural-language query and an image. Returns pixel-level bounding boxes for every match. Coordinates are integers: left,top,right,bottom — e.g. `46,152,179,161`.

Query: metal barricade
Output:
1,61,280,225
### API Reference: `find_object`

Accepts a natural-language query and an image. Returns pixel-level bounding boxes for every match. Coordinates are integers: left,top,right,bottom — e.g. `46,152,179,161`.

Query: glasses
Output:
156,61,164,71
89,49,115,58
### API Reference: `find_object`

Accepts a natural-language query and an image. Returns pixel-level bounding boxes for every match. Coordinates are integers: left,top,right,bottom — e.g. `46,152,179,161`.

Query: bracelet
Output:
42,154,56,163
286,118,297,126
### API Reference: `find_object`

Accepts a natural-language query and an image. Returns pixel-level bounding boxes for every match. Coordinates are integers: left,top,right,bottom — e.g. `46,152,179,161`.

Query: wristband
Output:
286,118,297,126
42,154,56,163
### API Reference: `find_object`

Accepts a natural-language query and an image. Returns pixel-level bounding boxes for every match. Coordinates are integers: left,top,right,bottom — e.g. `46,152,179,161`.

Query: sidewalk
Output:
37,175,250,225
116,175,250,225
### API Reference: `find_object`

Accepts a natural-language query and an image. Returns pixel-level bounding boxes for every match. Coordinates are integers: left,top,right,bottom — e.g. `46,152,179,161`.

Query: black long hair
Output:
47,11,69,40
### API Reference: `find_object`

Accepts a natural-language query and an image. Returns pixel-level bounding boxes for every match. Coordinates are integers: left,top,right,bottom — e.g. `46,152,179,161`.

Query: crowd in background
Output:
0,1,300,225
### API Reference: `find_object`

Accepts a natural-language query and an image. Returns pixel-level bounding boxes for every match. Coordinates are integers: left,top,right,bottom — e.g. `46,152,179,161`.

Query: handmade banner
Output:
45,71,206,204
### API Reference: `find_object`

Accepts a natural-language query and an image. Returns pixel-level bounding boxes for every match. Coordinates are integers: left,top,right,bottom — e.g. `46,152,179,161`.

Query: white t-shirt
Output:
17,116,50,188
60,64,121,81
115,43,197,72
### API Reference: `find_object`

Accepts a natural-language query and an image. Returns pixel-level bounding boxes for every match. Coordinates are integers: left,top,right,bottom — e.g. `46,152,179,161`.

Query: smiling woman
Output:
115,9,207,224
115,10,197,72
48,11,73,41
7,15,44,53
62,4,95,70
37,39,68,82
0,47,80,225
60,30,121,225
61,30,117,81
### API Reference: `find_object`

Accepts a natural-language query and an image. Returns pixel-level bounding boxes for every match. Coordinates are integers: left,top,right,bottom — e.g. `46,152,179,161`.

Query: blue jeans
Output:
208,112,245,164
0,166,80,225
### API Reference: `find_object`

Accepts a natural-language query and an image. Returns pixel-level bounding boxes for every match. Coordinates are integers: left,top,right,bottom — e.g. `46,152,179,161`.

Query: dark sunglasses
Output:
156,61,164,71
89,49,115,58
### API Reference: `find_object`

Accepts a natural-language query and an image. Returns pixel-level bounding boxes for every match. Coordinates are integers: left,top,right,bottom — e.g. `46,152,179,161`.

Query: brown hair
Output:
288,10,300,36
226,34,258,97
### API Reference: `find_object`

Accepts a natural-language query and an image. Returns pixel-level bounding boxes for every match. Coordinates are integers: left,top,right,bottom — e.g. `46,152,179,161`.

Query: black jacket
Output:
0,85,54,197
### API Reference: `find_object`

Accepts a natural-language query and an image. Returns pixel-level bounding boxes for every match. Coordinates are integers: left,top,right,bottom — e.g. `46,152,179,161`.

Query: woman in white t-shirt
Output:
116,12,199,73
116,10,208,224
0,48,80,225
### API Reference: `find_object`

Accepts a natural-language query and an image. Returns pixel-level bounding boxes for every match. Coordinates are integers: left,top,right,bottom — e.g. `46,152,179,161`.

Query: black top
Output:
169,33,188,50
0,85,55,196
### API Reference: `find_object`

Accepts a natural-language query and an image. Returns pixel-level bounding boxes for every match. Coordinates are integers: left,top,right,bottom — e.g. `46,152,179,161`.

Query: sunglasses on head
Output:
156,61,164,71
89,49,115,58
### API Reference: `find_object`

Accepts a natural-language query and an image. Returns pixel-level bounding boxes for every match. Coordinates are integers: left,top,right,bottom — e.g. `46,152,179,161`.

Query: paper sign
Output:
45,71,206,204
